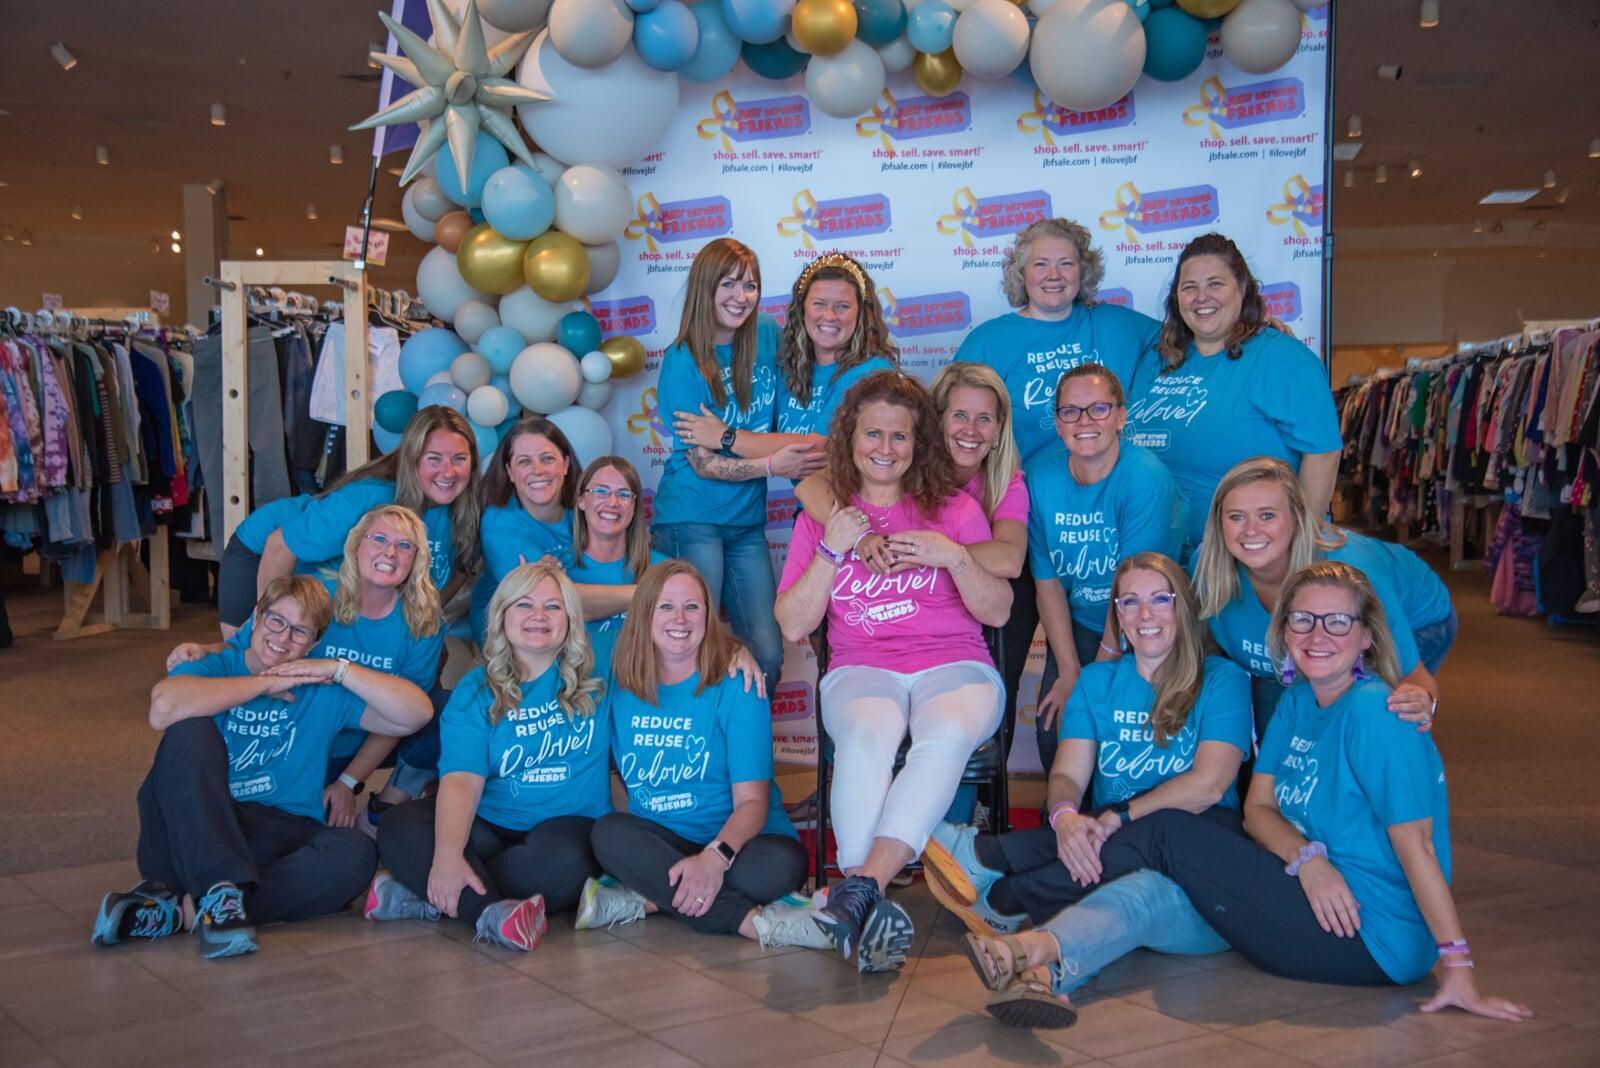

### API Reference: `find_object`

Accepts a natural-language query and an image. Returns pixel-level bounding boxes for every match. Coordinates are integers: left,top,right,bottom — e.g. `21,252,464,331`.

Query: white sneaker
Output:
573,876,648,930
751,894,834,950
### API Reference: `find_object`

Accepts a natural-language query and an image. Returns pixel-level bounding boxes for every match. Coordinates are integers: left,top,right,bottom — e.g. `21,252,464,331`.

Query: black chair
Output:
811,622,1012,887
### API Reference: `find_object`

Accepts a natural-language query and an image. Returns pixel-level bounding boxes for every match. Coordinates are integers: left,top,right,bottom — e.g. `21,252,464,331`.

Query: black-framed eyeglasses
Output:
1114,591,1176,612
586,485,637,501
259,607,316,646
1055,402,1120,423
364,531,417,555
1286,610,1357,637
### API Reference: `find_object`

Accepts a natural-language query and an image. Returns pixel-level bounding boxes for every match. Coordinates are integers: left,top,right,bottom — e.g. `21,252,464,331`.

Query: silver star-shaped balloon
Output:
351,0,549,186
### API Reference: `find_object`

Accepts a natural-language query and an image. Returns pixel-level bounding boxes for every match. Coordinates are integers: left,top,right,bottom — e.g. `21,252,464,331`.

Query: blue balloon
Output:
398,327,469,394
854,0,906,47
635,1,701,71
418,381,468,415
1142,7,1208,82
906,1,956,55
627,0,661,10
681,1,742,83
468,420,499,471
721,0,793,44
742,36,808,79
373,424,405,454
477,325,528,374
557,311,604,355
481,165,554,240
495,412,520,443
489,373,524,418
1011,52,1036,90
375,389,419,434
436,131,510,209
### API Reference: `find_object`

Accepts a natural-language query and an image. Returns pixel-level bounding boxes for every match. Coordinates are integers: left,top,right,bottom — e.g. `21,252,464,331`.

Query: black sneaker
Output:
91,881,182,946
857,897,915,973
193,882,257,960
811,874,880,963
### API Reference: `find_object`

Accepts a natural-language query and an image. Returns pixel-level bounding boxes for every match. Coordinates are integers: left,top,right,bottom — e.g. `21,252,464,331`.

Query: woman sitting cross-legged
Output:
93,576,433,960
367,561,609,951
577,561,820,950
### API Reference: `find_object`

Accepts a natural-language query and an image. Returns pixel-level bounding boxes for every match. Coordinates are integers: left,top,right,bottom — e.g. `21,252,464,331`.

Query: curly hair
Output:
481,561,601,724
674,237,762,410
928,362,1019,522
1103,553,1205,748
1267,561,1402,688
776,252,899,408
825,371,958,518
480,415,580,510
612,560,742,705
1157,233,1267,370
1000,217,1105,308
332,505,441,637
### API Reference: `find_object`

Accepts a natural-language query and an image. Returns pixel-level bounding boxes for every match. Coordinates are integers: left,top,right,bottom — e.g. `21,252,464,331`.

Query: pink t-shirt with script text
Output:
961,469,1029,526
780,492,994,673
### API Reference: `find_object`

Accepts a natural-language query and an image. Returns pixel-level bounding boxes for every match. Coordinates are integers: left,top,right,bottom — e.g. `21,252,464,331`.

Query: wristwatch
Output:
332,657,353,685
1110,800,1131,827
719,426,738,451
338,772,365,795
707,839,736,869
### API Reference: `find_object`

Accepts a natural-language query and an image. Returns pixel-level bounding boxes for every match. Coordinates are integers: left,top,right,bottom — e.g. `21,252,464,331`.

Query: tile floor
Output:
2,842,1595,1067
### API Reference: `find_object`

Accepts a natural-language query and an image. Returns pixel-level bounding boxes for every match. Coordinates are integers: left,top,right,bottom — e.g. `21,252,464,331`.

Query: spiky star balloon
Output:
352,0,549,186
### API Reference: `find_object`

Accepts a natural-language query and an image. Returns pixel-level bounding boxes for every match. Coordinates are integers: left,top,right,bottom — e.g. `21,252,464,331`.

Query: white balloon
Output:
875,35,916,74
402,185,438,242
480,0,555,31
1220,0,1302,74
577,379,614,410
453,299,502,346
553,164,633,243
508,342,583,413
944,0,976,9
549,0,634,68
580,349,614,383
529,152,568,188
584,240,623,294
425,370,455,389
952,0,1031,79
785,27,810,55
517,31,680,167
410,177,453,221
548,404,614,467
1029,0,1146,113
499,285,581,342
450,351,493,391
417,246,492,322
466,384,512,426
805,40,887,120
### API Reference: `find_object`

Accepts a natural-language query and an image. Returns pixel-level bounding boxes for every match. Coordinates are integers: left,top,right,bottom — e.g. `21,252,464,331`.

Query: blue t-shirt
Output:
233,494,310,554
954,304,1160,464
437,664,612,832
170,646,367,821
279,479,456,589
1205,532,1423,681
1025,442,1183,633
653,317,782,528
471,502,574,642
1125,328,1343,547
566,549,670,675
1258,680,1450,984
1059,656,1253,808
607,671,797,843
776,355,896,436
1345,530,1453,629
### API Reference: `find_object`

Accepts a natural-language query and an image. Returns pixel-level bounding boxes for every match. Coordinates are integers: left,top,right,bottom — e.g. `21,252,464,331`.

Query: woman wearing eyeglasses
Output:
1026,364,1182,773
566,456,668,675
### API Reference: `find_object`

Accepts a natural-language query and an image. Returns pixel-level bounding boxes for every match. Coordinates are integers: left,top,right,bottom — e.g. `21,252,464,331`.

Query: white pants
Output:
820,660,1003,870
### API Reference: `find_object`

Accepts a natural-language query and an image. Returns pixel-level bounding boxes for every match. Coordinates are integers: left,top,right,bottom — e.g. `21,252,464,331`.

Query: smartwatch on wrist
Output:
338,772,365,795
707,840,736,869
1110,800,1131,827
332,658,352,685
719,426,737,451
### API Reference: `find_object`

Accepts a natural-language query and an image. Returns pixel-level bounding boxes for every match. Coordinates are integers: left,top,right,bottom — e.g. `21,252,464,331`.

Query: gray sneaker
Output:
856,897,915,974
473,896,547,951
751,894,834,950
362,872,440,923
573,876,648,931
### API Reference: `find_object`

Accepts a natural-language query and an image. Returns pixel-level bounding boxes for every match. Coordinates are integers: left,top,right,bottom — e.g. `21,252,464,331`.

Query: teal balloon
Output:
1126,0,1151,22
375,389,419,434
681,0,742,82
635,0,701,70
436,131,510,209
1143,7,1208,81
907,1,956,54
469,420,499,471
627,0,661,10
742,36,808,79
557,311,604,355
481,165,555,240
373,424,405,454
489,373,524,418
478,325,528,374
495,412,520,442
721,0,793,44
854,0,906,47
398,327,469,393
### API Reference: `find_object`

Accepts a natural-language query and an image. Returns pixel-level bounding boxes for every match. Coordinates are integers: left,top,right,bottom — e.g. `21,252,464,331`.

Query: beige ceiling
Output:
0,0,1596,315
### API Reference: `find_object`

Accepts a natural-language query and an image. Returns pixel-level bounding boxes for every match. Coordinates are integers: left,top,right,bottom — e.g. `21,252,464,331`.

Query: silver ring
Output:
694,896,706,904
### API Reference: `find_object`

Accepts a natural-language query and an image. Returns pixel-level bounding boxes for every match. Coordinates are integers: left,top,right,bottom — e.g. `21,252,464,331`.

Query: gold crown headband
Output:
797,252,868,300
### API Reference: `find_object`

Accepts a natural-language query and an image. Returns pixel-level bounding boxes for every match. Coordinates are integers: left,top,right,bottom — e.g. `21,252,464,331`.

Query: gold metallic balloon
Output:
598,334,646,380
522,230,591,303
1176,0,1241,18
914,48,963,98
456,224,530,295
792,0,858,57
434,211,473,254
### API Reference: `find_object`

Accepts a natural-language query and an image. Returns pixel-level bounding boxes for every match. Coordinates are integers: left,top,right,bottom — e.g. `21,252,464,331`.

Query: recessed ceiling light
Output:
306,203,318,220
1409,159,1422,178
70,204,83,220
170,241,181,253
1479,189,1538,204
51,43,77,71
329,144,344,165
1419,0,1440,28
1347,114,1362,138
211,102,226,127
254,247,265,257
170,229,181,240
95,145,109,166
1376,164,1388,184
20,231,32,246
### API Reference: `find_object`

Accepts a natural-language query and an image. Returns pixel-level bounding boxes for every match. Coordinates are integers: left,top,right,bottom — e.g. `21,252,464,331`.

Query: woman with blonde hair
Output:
1195,456,1451,736
368,562,610,952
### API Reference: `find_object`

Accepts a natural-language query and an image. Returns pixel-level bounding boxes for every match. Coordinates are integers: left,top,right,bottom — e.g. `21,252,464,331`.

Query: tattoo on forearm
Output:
688,448,762,482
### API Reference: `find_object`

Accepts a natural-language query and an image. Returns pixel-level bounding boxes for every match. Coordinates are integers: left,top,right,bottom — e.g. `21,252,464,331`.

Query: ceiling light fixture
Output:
1376,64,1403,80
368,43,384,70
170,241,181,253
1376,164,1389,184
254,247,265,257
1409,159,1422,178
329,144,344,165
20,230,33,246
1472,218,1483,233
51,43,77,71
70,205,83,221
205,179,224,196
1419,0,1440,28
95,145,109,166
150,238,160,253
1556,184,1569,205
210,102,226,127
1347,114,1362,138
1343,170,1354,189
1590,138,1600,159
1479,188,1539,204
306,203,318,220
170,229,181,240
1544,169,1557,189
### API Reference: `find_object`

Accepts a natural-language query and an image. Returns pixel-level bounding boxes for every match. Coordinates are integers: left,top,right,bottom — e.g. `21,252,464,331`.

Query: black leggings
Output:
376,799,600,926
998,573,1039,762
590,812,807,935
217,534,263,628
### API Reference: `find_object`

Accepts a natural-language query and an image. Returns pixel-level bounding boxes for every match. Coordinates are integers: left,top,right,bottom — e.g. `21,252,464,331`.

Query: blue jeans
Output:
1414,607,1459,674
1041,870,1229,995
652,521,784,695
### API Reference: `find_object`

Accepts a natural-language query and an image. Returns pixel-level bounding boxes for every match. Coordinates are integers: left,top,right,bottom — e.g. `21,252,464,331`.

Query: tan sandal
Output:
926,863,1005,938
962,931,1031,991
986,968,1077,1030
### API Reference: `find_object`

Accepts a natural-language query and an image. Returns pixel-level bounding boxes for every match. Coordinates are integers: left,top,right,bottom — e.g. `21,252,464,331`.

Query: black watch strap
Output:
719,426,737,451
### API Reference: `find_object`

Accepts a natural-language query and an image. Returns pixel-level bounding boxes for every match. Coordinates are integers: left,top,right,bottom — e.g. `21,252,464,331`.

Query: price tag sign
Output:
343,226,389,266
149,290,171,314
41,293,63,310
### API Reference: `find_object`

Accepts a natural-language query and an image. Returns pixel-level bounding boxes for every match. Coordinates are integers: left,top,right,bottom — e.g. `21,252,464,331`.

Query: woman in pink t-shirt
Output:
776,371,1013,973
